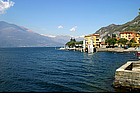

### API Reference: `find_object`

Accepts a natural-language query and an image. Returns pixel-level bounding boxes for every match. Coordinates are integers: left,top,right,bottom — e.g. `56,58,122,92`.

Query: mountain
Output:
95,15,140,40
1,15,139,47
42,34,84,44
52,35,73,44
0,21,63,47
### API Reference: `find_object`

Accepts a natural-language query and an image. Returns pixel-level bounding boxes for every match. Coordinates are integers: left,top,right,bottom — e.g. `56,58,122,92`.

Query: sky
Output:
0,0,140,37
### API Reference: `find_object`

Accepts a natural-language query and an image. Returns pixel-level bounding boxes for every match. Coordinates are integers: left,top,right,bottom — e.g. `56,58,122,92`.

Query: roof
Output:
85,34,100,37
120,31,137,34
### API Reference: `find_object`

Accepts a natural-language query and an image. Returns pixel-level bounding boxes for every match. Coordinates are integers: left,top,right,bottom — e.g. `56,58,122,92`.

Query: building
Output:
120,31,140,43
83,34,101,53
136,33,140,44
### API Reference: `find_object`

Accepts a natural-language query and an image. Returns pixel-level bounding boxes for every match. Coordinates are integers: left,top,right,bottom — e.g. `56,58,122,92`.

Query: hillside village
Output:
83,31,140,53
64,31,140,53
65,14,140,53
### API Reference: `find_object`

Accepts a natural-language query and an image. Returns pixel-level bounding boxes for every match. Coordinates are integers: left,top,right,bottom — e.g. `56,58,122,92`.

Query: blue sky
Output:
0,0,140,37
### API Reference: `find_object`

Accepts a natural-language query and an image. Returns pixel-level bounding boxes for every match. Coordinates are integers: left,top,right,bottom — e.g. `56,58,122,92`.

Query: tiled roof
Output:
85,34,100,37
120,31,137,34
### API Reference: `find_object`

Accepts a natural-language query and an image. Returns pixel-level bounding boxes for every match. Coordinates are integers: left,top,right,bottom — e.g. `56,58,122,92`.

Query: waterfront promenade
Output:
59,46,137,53
97,47,137,53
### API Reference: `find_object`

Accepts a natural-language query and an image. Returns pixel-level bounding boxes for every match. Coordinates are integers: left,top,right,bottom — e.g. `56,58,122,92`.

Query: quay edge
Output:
113,61,140,91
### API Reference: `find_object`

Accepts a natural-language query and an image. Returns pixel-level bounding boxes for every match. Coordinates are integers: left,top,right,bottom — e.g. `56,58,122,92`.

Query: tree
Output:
128,38,137,47
110,38,117,46
75,41,83,48
112,34,117,38
130,38,136,43
117,38,128,47
76,41,83,45
65,38,83,48
66,41,75,48
105,37,111,46
139,8,140,15
70,38,76,42
66,38,77,48
105,37,117,47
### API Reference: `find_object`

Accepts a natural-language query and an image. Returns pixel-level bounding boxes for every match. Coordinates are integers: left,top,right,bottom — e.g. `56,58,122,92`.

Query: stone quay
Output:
114,61,140,90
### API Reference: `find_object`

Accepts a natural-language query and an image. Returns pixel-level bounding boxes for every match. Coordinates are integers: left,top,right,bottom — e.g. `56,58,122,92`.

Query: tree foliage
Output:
66,41,75,48
76,41,83,45
65,38,83,48
117,38,128,46
105,37,117,46
128,38,137,47
70,38,76,42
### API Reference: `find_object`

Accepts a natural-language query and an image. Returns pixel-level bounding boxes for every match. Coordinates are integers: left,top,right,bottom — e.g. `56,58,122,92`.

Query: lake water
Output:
0,47,138,93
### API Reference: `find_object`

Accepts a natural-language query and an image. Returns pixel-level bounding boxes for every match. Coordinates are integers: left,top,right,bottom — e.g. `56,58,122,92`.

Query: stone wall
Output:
114,61,140,89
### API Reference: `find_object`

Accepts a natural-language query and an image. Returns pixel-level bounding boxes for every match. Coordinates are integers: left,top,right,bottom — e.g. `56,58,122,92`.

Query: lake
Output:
0,47,138,92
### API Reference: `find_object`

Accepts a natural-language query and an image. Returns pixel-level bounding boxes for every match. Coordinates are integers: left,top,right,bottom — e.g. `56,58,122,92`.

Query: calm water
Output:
0,47,138,93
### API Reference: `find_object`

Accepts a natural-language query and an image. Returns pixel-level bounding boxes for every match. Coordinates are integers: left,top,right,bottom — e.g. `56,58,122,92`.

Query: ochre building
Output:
83,34,101,53
120,31,140,44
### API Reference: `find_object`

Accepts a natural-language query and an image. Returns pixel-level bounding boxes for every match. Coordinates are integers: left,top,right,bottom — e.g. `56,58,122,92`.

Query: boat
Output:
137,51,140,59
136,47,140,59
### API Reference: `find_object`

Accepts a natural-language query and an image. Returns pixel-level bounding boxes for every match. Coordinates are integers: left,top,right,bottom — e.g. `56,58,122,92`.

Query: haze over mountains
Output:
0,21,84,47
0,14,139,47
0,21,63,47
42,34,84,44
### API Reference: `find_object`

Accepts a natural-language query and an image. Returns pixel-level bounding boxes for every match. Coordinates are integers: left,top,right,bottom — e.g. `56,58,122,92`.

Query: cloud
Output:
58,25,63,29
0,0,15,14
70,26,77,32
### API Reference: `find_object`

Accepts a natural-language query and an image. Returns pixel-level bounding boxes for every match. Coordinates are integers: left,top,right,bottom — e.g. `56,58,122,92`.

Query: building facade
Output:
136,33,140,44
83,34,101,53
120,31,140,44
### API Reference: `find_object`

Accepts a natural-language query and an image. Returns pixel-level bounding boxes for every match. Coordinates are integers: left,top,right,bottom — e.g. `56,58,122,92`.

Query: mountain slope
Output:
95,15,140,39
42,34,84,44
0,21,62,47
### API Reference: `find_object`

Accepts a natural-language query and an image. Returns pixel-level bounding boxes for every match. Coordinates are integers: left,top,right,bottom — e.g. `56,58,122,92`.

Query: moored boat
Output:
136,47,140,59
137,51,140,59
